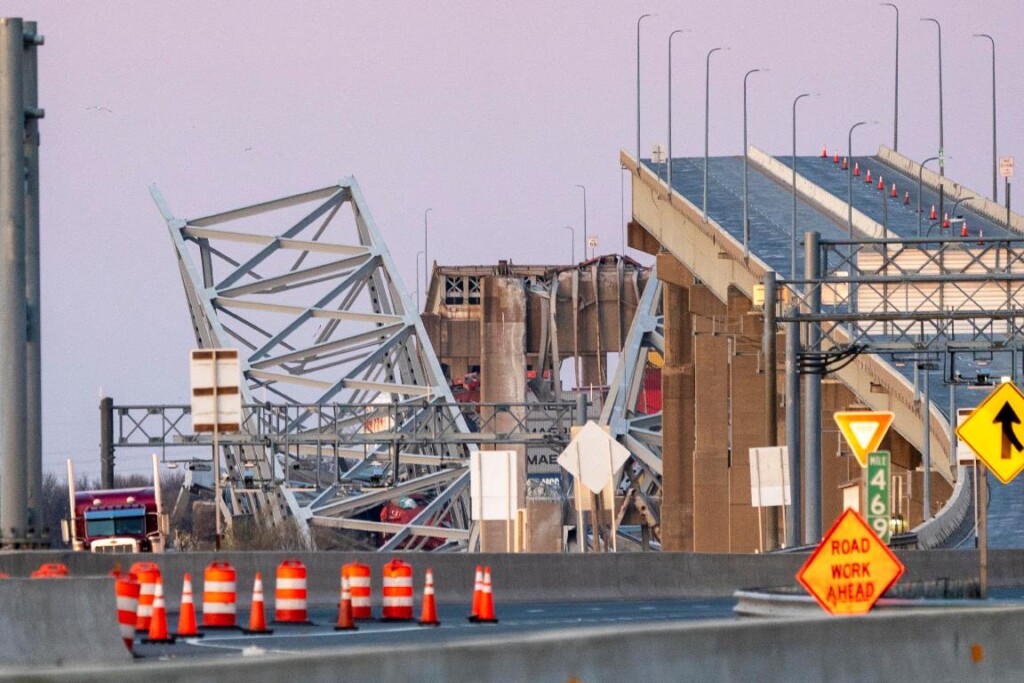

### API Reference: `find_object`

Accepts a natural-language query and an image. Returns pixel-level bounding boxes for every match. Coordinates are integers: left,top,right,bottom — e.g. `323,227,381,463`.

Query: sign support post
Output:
979,462,988,599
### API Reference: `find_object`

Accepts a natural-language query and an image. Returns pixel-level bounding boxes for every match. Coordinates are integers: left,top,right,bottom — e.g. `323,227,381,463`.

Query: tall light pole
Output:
636,13,654,172
847,120,871,236
415,250,424,312
703,47,726,222
880,3,899,151
974,33,997,202
666,29,688,192
423,208,432,296
562,226,575,264
742,68,763,259
917,156,939,236
575,184,588,260
921,17,944,176
791,93,812,280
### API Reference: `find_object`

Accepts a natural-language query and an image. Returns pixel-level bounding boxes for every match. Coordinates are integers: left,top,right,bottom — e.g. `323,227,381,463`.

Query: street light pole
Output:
847,121,870,236
974,33,997,202
917,156,939,236
743,68,763,259
922,17,944,176
415,250,424,312
791,93,811,280
423,208,432,297
667,29,688,192
636,13,654,172
880,3,899,151
575,184,588,260
562,226,575,264
703,46,725,222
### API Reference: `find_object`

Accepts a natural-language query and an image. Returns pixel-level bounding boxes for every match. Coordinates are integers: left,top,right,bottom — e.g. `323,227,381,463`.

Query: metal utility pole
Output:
666,29,687,193
703,47,724,222
762,271,779,548
0,17,28,544
922,17,944,176
803,231,822,543
23,21,43,534
880,3,899,151
847,121,870,236
743,68,763,258
973,34,997,202
791,93,811,279
635,13,654,172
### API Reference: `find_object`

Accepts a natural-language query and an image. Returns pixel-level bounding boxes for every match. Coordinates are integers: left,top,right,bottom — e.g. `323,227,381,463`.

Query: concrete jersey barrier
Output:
0,577,131,666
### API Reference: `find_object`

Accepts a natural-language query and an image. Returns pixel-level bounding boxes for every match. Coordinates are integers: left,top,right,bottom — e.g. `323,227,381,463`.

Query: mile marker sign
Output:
797,508,905,615
834,411,894,468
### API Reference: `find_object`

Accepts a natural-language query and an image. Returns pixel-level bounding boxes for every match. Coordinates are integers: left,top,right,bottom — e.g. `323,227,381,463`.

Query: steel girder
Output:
598,264,663,540
150,180,475,549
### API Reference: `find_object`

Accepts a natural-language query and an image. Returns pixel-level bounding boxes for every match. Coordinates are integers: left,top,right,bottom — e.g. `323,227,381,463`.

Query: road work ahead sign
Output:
797,508,905,615
956,381,1024,484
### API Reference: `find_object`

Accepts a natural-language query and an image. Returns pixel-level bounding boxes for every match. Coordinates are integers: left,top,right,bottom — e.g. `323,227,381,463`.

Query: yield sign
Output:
797,508,905,615
833,411,894,468
557,421,631,492
956,382,1024,484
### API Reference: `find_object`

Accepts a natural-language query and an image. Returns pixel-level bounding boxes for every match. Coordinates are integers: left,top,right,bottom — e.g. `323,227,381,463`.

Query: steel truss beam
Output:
150,180,484,549
599,265,663,540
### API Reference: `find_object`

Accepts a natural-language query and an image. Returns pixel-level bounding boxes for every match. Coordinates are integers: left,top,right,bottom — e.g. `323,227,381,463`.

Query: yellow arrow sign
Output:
956,382,1024,484
833,411,894,468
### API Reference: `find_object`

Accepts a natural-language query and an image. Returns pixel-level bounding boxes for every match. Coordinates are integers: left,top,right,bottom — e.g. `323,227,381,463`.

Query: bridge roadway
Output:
642,148,1024,547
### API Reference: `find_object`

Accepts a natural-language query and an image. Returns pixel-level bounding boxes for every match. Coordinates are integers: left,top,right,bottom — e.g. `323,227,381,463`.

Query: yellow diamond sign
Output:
834,411,894,468
955,382,1024,484
797,508,905,615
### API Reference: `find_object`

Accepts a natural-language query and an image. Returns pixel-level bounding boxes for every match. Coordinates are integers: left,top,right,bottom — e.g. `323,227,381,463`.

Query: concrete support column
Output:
479,275,527,551
0,17,28,543
660,278,694,551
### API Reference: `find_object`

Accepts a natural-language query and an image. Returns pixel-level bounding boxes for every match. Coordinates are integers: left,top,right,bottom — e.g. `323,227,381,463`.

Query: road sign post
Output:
866,452,891,543
190,348,242,551
797,508,905,615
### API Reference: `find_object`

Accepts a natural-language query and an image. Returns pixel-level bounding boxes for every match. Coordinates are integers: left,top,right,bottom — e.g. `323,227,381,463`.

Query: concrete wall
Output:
0,549,1007,609
9,603,1024,682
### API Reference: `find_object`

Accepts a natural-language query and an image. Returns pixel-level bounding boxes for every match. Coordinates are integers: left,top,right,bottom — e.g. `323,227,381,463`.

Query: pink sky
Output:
3,0,1022,477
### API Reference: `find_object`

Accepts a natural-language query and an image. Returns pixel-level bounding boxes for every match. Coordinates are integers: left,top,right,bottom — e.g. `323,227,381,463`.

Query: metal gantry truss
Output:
777,235,1024,363
150,179,485,549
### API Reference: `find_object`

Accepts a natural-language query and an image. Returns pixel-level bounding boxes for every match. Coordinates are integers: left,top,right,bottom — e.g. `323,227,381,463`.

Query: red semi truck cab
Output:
65,488,167,553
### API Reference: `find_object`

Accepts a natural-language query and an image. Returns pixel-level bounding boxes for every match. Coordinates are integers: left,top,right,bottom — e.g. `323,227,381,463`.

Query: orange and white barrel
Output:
202,561,237,628
381,559,413,621
129,561,161,632
274,559,309,623
111,570,140,652
343,562,372,620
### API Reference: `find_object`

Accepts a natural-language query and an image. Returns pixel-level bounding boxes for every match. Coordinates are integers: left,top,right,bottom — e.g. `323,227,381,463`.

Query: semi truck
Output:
61,455,169,553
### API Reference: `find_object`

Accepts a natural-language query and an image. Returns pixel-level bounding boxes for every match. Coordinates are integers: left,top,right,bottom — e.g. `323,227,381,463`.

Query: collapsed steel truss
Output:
599,265,663,541
150,180,484,549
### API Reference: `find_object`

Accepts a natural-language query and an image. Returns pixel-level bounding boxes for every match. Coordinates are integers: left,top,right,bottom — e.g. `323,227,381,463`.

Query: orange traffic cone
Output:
942,212,950,228
143,577,175,644
821,144,828,158
833,151,840,164
243,572,273,634
175,573,203,638
467,565,484,622
891,183,897,198
930,204,937,220
475,567,498,624
961,222,969,237
842,157,849,171
877,176,885,190
418,568,440,627
335,575,358,631
865,169,873,184
903,191,910,205
853,161,860,176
